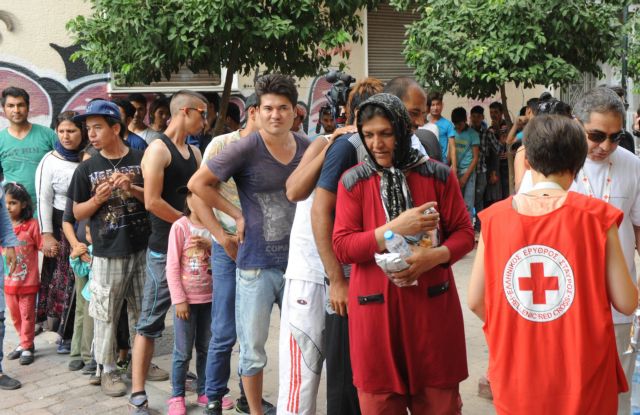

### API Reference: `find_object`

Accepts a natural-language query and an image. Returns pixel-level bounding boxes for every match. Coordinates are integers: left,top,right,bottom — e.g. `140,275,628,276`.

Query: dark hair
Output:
1,87,30,107
111,99,136,119
519,106,527,116
104,116,126,139
183,192,192,217
523,115,587,177
55,111,89,150
149,97,170,124
470,105,484,115
526,98,540,111
127,93,147,106
255,74,298,107
489,101,503,112
535,99,572,117
226,102,240,124
4,182,33,220
427,91,444,107
384,77,420,101
345,77,384,124
201,92,220,112
319,105,332,117
451,107,467,124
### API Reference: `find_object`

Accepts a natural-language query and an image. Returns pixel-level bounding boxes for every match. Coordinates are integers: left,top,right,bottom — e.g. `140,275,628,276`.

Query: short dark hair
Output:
427,91,444,107
4,182,33,221
384,77,420,101
255,74,298,107
523,115,587,177
451,107,467,124
127,93,147,106
104,116,126,139
226,102,240,124
201,92,220,112
111,98,135,119
526,97,540,111
1,87,30,107
489,101,503,112
470,105,484,115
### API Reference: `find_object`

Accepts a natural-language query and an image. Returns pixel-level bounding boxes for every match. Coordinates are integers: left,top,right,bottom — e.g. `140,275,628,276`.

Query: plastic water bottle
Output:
632,353,640,415
384,230,412,258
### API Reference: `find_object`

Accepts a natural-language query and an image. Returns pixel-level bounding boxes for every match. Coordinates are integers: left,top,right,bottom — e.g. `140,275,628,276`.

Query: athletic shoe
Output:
82,359,97,375
89,373,101,385
0,373,21,390
57,340,71,354
235,396,275,414
203,400,222,415
19,350,34,365
128,395,150,414
7,347,22,360
222,394,234,410
68,359,85,371
197,394,208,407
147,363,169,381
101,371,127,397
167,396,186,415
116,358,130,373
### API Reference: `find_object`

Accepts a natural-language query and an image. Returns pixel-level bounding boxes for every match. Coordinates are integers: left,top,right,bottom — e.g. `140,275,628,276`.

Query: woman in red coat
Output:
332,93,474,414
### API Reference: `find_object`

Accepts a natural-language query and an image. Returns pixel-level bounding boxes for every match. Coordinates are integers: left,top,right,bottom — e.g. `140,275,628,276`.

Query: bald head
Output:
169,90,208,116
384,77,424,102
384,77,427,130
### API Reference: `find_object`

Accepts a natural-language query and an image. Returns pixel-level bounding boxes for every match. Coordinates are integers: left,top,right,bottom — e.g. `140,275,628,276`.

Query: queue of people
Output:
0,76,638,415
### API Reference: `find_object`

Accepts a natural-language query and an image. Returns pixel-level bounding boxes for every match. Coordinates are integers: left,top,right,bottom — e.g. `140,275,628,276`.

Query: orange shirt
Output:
479,192,627,414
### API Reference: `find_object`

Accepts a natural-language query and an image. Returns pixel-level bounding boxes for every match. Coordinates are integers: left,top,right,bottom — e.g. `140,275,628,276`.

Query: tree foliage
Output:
67,0,377,133
391,0,628,101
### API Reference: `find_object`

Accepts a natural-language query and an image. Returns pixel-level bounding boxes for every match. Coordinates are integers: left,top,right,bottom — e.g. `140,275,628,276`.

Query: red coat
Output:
333,161,474,394
479,192,626,414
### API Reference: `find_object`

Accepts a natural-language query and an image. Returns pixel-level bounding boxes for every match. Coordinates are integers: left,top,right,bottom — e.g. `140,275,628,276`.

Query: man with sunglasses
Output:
129,90,208,414
572,87,640,415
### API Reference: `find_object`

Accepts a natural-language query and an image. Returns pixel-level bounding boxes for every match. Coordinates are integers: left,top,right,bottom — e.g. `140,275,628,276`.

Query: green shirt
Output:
0,124,57,206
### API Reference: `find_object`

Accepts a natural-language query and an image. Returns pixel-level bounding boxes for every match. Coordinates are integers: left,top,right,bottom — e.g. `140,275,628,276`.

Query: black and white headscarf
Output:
356,93,428,222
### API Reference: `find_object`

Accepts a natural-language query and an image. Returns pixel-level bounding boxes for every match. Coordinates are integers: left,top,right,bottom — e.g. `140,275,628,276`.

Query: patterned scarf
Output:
357,93,427,222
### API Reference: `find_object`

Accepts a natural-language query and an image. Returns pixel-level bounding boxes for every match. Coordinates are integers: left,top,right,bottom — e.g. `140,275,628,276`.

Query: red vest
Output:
479,192,626,414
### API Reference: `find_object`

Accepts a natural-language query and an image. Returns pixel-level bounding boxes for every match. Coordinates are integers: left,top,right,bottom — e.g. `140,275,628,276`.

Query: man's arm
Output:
311,188,349,316
460,146,480,187
73,181,111,221
141,140,181,223
448,136,457,172
189,193,238,260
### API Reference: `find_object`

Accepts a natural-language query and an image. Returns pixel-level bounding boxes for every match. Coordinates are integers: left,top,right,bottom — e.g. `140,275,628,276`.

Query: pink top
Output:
2,218,41,295
166,216,212,305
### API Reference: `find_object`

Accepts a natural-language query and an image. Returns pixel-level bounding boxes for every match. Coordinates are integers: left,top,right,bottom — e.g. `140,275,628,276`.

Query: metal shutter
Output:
367,3,417,83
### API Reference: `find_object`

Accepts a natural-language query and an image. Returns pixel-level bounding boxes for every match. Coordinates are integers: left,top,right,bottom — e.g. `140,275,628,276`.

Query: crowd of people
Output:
0,72,638,415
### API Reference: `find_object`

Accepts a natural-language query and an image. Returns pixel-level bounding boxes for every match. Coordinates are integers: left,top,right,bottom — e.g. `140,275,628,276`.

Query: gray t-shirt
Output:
207,131,309,269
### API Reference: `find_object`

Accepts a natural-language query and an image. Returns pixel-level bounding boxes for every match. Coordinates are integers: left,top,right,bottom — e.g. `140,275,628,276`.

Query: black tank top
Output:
148,134,197,253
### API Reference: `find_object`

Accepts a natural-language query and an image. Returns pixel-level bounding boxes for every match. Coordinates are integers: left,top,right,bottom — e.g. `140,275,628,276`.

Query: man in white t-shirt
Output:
571,87,640,415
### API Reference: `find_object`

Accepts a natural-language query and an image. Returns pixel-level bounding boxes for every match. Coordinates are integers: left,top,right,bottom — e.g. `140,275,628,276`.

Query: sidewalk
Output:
0,250,496,414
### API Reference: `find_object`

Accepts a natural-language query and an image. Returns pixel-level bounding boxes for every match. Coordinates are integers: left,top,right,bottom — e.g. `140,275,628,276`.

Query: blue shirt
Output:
454,127,480,172
435,117,455,160
125,131,148,151
516,131,524,141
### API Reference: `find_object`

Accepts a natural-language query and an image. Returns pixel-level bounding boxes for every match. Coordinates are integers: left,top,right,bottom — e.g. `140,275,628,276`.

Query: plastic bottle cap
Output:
384,230,394,240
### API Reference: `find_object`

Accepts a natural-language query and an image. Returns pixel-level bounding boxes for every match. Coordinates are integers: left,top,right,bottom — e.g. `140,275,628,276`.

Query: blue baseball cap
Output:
73,99,122,122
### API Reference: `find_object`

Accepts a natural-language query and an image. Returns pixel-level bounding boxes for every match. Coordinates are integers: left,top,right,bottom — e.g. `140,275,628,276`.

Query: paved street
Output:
0,250,496,414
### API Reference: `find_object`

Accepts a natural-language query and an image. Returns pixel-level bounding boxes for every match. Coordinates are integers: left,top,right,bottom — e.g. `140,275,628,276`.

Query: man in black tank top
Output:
128,91,208,414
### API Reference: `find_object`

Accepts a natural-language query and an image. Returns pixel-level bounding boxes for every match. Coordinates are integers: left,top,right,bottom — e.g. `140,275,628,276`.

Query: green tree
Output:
67,0,376,134
391,0,628,122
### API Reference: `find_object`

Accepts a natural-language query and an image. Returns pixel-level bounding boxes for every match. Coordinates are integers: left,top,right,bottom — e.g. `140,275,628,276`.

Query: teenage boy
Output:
452,107,480,220
428,91,456,170
189,74,309,415
69,100,150,397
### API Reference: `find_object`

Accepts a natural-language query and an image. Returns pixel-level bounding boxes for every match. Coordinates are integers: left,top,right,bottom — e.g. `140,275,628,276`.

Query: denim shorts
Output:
135,249,172,338
235,267,285,376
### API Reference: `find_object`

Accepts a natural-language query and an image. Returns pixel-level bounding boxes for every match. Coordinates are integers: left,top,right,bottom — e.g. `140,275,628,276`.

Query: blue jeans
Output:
460,169,477,222
136,249,171,338
205,243,241,400
171,302,212,397
236,267,285,377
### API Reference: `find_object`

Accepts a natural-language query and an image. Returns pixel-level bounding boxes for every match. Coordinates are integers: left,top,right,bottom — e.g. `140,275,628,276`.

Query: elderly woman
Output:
332,94,474,414
35,110,87,352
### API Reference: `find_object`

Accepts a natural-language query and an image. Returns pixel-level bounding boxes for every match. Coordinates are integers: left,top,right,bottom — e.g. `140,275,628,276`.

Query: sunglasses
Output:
181,107,208,120
586,129,625,144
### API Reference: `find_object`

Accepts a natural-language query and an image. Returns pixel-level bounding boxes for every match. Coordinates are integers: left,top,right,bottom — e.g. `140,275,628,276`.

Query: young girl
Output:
2,183,41,366
166,189,212,415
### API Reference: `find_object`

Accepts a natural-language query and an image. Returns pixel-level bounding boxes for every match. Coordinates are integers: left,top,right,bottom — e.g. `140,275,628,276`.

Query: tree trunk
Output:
500,84,512,125
213,45,240,137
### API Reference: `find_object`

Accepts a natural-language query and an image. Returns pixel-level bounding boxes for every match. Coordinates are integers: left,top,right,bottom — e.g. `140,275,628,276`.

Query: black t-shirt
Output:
68,149,149,257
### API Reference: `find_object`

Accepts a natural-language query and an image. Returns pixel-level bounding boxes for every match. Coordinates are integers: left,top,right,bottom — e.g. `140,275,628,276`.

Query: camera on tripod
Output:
325,69,356,126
